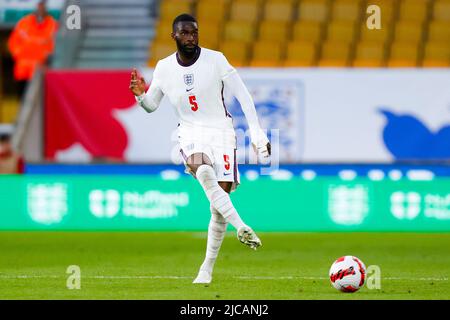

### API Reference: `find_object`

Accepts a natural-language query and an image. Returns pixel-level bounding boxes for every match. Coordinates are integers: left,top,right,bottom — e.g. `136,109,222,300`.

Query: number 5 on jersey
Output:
189,95,199,112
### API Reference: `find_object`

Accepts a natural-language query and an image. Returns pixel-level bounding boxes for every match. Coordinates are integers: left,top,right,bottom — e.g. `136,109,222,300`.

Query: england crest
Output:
184,74,194,86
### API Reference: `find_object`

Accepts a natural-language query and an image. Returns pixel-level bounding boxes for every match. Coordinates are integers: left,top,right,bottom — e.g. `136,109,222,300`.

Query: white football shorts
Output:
178,125,240,192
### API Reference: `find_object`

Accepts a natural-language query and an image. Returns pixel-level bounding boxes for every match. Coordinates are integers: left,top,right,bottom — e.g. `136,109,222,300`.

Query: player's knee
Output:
187,153,213,175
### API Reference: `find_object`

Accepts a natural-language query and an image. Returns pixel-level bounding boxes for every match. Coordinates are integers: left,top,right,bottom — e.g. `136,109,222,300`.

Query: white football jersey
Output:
151,47,237,146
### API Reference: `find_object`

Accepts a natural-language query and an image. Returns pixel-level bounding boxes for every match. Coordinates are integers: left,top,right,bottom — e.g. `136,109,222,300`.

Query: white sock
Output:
199,205,228,273
196,164,248,231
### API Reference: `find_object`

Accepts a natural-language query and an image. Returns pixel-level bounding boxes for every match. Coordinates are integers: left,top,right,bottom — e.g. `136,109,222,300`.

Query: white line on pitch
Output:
0,275,447,281
236,276,449,281
0,275,191,279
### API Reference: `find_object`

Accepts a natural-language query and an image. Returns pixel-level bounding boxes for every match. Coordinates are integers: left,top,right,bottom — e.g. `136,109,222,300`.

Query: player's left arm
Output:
219,54,271,159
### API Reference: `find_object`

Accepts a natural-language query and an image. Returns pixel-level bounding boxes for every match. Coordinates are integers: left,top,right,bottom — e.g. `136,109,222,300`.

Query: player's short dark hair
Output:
0,134,11,143
172,14,197,31
0,124,12,142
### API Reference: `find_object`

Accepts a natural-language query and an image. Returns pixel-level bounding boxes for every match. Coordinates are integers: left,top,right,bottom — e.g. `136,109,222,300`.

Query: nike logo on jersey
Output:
186,88,194,92
223,173,232,176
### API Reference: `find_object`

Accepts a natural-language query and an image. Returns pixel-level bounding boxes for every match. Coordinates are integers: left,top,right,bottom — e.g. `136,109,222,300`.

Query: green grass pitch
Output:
0,232,449,299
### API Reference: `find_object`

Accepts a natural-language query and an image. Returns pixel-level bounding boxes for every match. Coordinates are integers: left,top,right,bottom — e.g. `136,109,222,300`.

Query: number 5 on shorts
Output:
223,154,230,170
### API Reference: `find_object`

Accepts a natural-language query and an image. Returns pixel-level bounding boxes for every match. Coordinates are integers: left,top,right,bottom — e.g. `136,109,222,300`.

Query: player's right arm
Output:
129,67,164,113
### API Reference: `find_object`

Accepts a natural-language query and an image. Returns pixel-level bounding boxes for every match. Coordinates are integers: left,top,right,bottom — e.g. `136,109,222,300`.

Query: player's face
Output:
36,2,46,20
0,140,11,154
172,21,199,55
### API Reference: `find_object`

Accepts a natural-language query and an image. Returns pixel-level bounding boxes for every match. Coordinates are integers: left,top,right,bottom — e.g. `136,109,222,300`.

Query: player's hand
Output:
251,128,271,163
253,142,271,160
129,68,146,96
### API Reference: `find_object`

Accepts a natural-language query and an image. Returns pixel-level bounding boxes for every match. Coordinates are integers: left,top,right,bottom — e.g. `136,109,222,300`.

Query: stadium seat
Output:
284,41,318,66
196,0,229,23
263,0,295,22
154,19,173,42
258,21,290,42
297,0,330,22
220,40,250,66
353,41,387,67
149,0,448,69
250,41,284,66
200,38,219,50
398,0,430,23
229,0,262,23
427,21,450,42
330,0,363,22
319,41,352,67
325,21,357,43
433,0,450,21
224,20,256,42
198,20,221,49
148,41,176,66
0,97,19,124
393,21,424,43
159,0,193,20
292,21,324,43
388,42,419,67
359,22,392,44
423,41,450,67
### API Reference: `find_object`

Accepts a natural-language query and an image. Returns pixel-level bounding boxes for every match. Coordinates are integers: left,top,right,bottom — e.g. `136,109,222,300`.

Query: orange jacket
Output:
7,14,58,81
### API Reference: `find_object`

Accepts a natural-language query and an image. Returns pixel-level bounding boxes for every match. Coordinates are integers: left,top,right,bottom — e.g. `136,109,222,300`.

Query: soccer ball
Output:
329,256,366,293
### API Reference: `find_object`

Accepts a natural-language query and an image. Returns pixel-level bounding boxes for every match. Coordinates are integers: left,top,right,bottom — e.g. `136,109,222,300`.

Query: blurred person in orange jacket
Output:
7,0,58,97
0,127,24,174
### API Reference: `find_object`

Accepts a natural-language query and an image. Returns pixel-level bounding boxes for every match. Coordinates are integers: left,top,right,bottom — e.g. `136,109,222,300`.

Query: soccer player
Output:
129,14,271,284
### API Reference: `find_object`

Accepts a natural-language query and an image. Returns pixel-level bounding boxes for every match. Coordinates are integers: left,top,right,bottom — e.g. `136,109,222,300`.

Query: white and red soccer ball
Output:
329,256,366,293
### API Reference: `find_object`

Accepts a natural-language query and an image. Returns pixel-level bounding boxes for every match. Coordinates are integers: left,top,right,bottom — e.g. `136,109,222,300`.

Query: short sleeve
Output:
216,52,237,80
